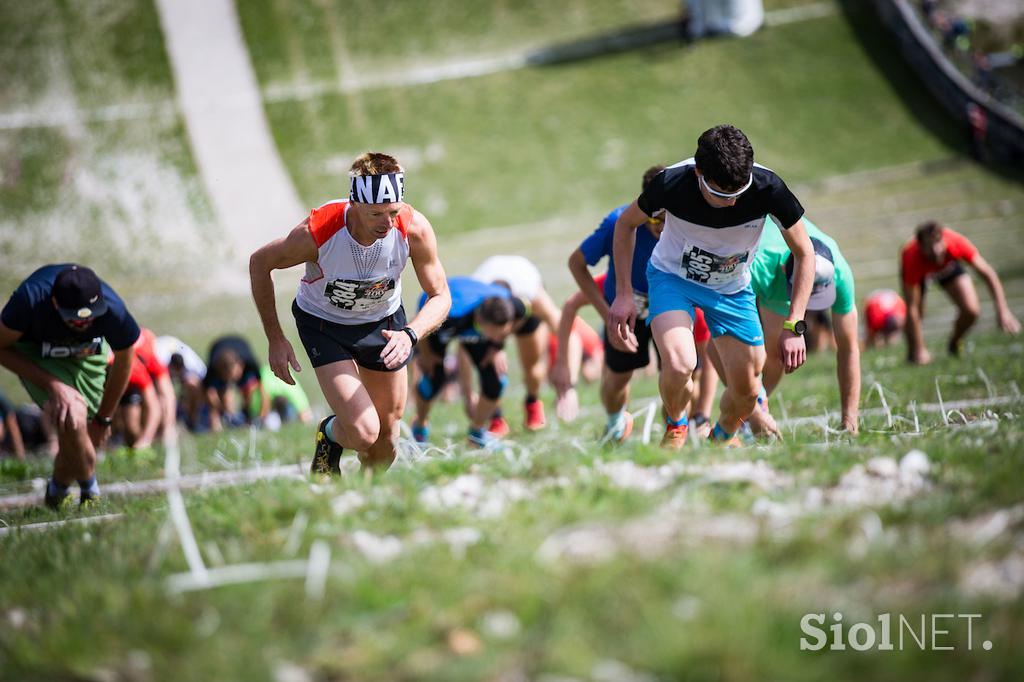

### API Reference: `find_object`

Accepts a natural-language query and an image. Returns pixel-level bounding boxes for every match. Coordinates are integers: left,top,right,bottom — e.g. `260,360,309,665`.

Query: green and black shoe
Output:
311,417,344,476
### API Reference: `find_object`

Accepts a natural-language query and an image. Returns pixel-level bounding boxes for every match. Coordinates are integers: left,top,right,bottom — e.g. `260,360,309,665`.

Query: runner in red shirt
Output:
901,222,1019,364
109,350,161,449
863,289,906,348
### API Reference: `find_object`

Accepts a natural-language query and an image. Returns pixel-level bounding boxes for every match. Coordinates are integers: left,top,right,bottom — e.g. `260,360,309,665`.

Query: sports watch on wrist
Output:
92,415,113,427
402,326,418,346
782,319,807,336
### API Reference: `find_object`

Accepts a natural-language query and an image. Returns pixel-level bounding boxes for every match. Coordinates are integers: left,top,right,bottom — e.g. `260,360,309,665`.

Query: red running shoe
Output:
524,399,546,431
488,414,510,438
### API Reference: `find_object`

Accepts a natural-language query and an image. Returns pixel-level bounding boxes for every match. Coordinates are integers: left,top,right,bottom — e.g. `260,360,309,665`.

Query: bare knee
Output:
662,353,697,384
959,303,980,325
337,415,380,452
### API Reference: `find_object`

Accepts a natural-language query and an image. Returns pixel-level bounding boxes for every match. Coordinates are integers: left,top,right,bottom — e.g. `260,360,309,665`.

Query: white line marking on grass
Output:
778,394,1020,428
304,541,331,600
641,400,660,445
166,560,311,594
282,511,309,557
165,439,209,583
0,513,124,537
0,462,305,511
871,382,894,428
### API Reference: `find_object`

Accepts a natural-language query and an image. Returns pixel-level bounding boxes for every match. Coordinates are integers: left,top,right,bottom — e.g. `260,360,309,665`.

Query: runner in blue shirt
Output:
412,277,527,448
0,264,140,508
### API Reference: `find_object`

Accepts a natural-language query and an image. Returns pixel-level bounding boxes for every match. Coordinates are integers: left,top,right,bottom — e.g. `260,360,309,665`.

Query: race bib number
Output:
41,338,102,359
633,291,650,320
681,246,749,286
324,278,396,312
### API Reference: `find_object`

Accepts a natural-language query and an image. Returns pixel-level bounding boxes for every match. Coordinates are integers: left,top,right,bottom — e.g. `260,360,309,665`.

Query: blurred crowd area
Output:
918,0,1024,114
0,333,312,461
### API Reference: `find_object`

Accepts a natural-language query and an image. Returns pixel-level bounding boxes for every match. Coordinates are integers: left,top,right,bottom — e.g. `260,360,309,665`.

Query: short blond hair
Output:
349,152,402,177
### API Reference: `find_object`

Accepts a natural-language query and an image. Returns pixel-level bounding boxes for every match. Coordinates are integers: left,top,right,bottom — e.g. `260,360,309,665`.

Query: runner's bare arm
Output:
779,217,813,372
568,249,610,321
90,347,134,447
134,383,162,449
379,210,451,370
833,308,861,433
552,291,587,394
530,288,562,336
249,219,318,384
404,210,450,340
902,280,929,364
969,255,1021,334
608,202,647,349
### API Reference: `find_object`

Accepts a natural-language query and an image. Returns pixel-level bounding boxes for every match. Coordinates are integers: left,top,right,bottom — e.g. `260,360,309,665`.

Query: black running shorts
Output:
603,318,659,373
292,300,411,372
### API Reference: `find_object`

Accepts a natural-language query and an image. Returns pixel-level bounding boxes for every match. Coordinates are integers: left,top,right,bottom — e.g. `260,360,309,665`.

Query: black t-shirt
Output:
203,336,262,390
0,264,140,357
637,160,805,294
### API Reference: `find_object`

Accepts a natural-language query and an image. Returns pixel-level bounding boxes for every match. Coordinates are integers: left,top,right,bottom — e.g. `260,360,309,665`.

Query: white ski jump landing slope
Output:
154,0,303,264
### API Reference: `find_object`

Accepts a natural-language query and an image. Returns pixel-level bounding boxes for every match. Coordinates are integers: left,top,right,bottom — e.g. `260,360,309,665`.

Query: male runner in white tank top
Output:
249,152,450,472
608,125,815,449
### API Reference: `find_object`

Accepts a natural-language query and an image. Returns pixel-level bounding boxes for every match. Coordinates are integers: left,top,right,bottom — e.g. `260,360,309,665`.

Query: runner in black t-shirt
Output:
203,335,267,431
608,125,815,448
0,264,140,508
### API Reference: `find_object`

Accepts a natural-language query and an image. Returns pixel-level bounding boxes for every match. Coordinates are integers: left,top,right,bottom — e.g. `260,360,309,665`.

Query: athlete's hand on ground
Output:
779,330,806,373
556,387,579,422
550,362,572,395
608,296,639,353
380,329,413,369
44,383,87,432
908,347,931,365
998,309,1021,334
269,337,301,384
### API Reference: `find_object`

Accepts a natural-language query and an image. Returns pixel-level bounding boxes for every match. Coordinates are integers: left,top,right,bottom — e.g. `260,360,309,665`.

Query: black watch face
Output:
794,320,808,335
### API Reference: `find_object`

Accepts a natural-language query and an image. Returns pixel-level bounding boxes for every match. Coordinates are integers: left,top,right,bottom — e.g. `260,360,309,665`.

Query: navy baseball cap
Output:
52,265,109,321
785,238,837,312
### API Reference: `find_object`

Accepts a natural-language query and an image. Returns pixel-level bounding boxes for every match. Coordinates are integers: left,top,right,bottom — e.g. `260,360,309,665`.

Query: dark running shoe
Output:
44,489,73,511
311,417,343,476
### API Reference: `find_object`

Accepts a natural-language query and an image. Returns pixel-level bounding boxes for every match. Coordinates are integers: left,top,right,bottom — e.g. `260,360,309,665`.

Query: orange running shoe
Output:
660,423,688,450
525,399,546,431
488,414,510,438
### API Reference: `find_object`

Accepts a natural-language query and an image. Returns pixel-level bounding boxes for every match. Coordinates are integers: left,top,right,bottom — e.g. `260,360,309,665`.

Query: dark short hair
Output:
915,221,941,243
642,165,666,192
477,296,516,326
211,348,241,379
694,124,754,191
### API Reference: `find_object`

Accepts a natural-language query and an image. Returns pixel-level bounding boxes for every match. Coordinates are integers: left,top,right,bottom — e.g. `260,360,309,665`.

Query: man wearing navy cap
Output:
0,264,140,508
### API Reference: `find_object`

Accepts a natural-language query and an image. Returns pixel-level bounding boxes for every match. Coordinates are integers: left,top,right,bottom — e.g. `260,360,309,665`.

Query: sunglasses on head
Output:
699,173,753,199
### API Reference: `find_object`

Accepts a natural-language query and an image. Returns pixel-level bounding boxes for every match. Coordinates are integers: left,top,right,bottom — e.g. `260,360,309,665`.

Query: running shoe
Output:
660,423,688,450
79,493,101,509
467,428,499,450
524,399,546,431
412,421,429,444
601,411,634,444
488,414,510,438
311,417,343,475
44,489,73,512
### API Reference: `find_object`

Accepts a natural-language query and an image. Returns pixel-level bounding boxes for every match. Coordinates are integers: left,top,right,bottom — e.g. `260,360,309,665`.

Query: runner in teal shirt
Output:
748,217,861,433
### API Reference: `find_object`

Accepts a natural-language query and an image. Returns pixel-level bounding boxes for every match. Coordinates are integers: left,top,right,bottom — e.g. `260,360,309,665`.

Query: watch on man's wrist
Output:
402,326,419,346
783,319,807,336
92,415,113,427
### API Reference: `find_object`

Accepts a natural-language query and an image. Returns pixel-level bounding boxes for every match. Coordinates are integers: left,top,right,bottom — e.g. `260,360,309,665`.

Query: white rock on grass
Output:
535,525,619,567
419,474,533,518
828,452,931,507
950,504,1024,547
330,490,366,516
274,661,313,682
350,530,404,564
595,460,682,492
480,609,521,639
592,659,657,682
960,552,1024,600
